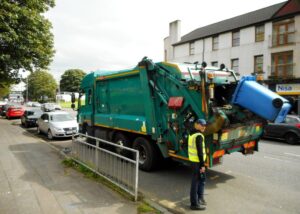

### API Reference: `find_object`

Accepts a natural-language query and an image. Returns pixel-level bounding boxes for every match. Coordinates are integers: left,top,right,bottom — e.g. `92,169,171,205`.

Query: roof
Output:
46,111,69,115
174,1,287,45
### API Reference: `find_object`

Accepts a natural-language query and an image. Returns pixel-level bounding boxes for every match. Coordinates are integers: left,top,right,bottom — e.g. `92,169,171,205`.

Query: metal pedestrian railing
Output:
71,133,139,201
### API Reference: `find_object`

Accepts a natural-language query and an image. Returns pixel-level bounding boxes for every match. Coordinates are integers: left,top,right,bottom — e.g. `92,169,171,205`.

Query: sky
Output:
44,0,285,81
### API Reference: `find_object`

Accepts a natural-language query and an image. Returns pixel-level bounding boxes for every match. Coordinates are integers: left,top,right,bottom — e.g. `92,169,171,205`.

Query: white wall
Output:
165,14,300,78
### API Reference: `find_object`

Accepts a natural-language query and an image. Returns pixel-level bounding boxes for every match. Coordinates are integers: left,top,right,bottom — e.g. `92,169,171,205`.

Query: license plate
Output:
66,131,72,134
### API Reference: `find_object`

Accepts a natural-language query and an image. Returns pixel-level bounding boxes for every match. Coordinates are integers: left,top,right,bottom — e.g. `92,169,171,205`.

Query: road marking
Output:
284,152,300,158
263,155,290,163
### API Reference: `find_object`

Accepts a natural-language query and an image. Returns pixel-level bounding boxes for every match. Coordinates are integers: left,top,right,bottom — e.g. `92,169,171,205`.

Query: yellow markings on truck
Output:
141,122,146,133
221,132,229,141
96,70,139,80
255,125,261,133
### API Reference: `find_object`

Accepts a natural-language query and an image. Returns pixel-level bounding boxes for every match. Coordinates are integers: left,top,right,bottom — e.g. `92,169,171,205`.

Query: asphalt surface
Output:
3,106,300,214
0,117,137,214
138,139,300,214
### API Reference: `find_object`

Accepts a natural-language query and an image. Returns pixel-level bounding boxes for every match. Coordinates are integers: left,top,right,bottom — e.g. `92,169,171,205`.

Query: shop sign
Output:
276,84,300,93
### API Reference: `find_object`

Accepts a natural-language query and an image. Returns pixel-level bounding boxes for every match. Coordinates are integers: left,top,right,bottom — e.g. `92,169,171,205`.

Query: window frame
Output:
255,25,265,42
254,55,263,73
231,58,239,72
272,19,295,46
212,36,219,50
189,42,195,55
232,31,240,47
211,61,218,67
271,51,293,78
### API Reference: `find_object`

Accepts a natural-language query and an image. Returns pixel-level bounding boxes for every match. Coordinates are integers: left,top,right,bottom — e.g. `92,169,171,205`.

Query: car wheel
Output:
37,126,41,134
285,133,298,145
47,129,54,140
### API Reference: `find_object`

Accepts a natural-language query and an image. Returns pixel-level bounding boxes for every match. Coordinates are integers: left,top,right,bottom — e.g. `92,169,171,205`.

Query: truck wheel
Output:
85,125,95,145
132,137,158,171
113,132,131,157
285,133,298,145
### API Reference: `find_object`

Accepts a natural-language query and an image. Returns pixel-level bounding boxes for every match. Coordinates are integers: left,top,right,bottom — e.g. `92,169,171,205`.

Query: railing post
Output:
134,150,139,201
96,140,99,171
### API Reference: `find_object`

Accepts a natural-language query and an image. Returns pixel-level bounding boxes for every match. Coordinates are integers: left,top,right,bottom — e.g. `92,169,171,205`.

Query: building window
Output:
189,42,195,55
271,51,293,78
212,36,219,50
255,25,264,42
272,19,295,46
254,55,263,73
211,61,218,67
232,31,240,47
231,58,239,72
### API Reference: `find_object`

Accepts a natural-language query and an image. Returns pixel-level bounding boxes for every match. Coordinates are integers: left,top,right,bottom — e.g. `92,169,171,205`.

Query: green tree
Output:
0,83,10,99
0,0,55,86
60,69,86,92
27,70,57,101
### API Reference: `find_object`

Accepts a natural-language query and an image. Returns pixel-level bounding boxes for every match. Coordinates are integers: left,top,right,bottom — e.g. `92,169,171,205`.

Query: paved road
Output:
138,139,300,214
0,118,137,214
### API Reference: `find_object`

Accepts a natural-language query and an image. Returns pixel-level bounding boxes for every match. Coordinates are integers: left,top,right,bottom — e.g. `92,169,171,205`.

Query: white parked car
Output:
37,111,78,140
53,103,62,110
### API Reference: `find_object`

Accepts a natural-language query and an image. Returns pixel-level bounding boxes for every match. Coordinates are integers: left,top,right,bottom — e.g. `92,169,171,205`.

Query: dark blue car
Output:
264,115,300,144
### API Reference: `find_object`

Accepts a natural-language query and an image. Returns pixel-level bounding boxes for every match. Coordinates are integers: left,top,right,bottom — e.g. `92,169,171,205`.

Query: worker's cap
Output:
195,119,207,126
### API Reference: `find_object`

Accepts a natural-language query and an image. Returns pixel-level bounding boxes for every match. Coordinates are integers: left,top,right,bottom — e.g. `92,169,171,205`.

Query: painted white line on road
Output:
284,152,300,158
263,155,290,163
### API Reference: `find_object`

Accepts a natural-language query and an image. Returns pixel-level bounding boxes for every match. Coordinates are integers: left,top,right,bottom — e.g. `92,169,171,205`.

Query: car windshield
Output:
50,114,74,122
285,116,300,124
28,110,43,116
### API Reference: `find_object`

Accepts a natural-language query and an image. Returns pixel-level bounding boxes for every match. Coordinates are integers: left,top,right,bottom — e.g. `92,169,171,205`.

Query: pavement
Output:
0,118,138,214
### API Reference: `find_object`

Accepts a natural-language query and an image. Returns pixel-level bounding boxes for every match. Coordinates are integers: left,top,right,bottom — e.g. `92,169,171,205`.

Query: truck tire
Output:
113,132,131,157
85,125,95,145
132,137,158,171
285,132,298,145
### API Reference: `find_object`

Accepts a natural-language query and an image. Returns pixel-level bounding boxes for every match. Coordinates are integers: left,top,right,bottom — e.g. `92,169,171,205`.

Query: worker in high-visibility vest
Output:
188,118,207,211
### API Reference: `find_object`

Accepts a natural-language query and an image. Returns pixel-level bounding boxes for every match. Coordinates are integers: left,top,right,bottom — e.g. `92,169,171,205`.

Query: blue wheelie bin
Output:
231,76,291,123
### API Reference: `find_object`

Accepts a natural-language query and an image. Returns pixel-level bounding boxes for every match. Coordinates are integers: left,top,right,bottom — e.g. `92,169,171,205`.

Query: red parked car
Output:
6,106,25,119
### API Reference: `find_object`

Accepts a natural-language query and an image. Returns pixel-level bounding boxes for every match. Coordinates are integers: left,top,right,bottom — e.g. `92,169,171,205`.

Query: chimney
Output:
169,20,181,45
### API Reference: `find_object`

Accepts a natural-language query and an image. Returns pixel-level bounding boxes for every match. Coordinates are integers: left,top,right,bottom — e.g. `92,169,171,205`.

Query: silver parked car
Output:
37,111,78,140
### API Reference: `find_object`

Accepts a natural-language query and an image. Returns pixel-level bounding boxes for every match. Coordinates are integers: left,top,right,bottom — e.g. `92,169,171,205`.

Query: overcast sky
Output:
45,0,285,80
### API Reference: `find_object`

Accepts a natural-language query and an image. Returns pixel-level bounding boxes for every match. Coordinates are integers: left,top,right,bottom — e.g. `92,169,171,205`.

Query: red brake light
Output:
295,124,300,128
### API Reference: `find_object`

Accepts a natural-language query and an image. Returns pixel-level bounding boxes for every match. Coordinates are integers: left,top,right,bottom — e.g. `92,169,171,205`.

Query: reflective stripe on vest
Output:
188,133,206,162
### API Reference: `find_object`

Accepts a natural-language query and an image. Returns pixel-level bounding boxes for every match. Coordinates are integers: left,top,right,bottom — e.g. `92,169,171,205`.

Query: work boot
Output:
190,204,206,211
199,198,207,206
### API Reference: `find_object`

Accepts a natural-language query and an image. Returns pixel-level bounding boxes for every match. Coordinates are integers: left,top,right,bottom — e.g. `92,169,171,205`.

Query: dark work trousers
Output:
190,162,206,206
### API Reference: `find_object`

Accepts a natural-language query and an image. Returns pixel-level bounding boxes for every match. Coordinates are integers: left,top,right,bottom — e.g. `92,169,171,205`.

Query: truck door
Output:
96,81,109,113
80,87,93,126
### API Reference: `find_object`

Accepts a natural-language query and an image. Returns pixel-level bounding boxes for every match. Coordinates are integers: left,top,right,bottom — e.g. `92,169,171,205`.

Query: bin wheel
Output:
285,133,298,145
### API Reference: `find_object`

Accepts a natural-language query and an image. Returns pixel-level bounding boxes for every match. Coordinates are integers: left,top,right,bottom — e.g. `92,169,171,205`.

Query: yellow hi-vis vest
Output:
188,133,206,162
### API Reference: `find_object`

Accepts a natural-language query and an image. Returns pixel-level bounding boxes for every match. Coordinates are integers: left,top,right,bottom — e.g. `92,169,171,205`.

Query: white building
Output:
164,0,300,113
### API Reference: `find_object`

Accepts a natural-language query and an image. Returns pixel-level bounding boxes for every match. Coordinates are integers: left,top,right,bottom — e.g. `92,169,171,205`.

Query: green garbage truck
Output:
75,57,291,171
